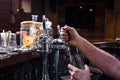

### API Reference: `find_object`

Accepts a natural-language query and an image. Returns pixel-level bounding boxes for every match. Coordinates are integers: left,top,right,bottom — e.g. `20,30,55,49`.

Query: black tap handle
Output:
66,31,70,42
42,15,46,30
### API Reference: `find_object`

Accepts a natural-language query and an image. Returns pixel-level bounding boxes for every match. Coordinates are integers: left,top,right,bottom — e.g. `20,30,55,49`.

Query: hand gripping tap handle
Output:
64,25,74,65
64,25,71,42
66,30,77,66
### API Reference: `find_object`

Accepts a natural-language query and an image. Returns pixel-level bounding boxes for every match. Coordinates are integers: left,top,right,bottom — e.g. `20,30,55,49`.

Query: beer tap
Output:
64,25,76,66
41,15,50,80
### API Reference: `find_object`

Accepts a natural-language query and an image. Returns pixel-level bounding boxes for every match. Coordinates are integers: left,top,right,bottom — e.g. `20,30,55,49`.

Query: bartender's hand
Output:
68,64,91,80
60,26,80,47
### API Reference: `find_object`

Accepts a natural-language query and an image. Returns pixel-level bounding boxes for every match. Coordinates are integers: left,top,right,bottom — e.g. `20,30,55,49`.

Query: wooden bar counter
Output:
0,49,43,80
0,40,120,80
0,50,40,68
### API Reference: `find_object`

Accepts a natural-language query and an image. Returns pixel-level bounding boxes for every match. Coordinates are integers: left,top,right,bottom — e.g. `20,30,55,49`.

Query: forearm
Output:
75,36,120,80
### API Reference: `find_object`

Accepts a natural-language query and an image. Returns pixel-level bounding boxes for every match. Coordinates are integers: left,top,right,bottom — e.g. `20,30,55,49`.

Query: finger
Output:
84,64,90,71
60,37,68,40
62,26,74,32
69,70,76,80
61,28,66,32
68,64,78,71
60,32,68,36
68,70,72,74
61,27,67,32
70,76,74,80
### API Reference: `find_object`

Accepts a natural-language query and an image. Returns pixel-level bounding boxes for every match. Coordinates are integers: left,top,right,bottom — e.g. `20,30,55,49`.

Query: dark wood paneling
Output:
0,0,12,31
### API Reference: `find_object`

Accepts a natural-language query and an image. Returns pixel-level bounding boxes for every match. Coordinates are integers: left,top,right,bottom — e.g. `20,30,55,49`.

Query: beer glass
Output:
8,33,17,50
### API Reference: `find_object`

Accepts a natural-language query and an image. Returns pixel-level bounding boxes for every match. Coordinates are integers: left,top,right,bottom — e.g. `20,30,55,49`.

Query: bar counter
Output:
0,40,120,80
0,50,40,68
0,49,42,80
0,47,77,80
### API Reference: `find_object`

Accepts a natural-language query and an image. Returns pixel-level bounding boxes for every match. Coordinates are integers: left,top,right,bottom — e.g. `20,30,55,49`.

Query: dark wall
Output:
0,0,43,32
31,0,43,21
0,0,12,31
58,0,106,38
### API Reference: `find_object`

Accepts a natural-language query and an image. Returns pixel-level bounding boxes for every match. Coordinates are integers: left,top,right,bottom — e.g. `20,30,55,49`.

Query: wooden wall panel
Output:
115,0,120,38
0,0,12,32
94,0,105,38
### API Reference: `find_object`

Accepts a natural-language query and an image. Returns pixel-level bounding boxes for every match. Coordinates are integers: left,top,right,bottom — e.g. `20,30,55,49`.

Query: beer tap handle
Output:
42,15,47,35
66,31,71,42
57,25,61,39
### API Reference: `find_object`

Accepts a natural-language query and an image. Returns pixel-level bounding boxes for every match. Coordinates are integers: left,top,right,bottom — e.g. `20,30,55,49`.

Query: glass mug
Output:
31,15,38,22
0,32,17,51
8,33,17,50
0,32,8,48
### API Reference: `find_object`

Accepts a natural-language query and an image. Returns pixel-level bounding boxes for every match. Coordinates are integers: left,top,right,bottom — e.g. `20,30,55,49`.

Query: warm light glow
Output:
80,6,83,9
89,8,93,12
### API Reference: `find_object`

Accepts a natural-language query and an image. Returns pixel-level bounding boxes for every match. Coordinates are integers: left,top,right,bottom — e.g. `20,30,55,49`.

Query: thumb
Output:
84,64,90,71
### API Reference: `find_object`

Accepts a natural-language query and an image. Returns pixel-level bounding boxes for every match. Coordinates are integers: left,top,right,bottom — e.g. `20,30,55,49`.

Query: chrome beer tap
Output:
41,15,50,80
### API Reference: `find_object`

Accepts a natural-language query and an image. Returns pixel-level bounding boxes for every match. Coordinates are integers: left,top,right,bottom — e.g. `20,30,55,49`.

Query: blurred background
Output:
0,0,119,40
